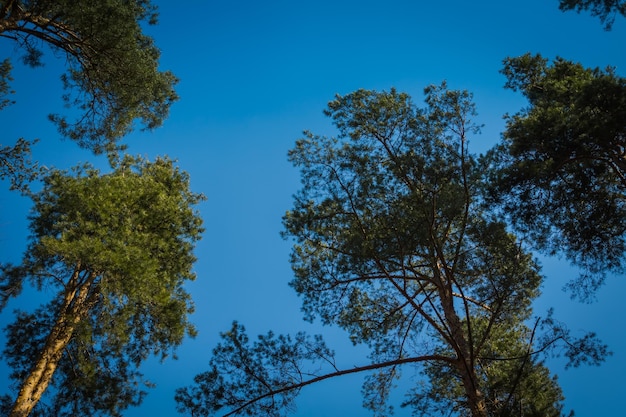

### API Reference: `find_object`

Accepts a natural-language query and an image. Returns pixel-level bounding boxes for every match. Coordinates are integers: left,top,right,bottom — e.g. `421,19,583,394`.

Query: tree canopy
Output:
175,86,606,417
0,0,178,151
0,156,205,417
0,0,178,194
488,53,626,299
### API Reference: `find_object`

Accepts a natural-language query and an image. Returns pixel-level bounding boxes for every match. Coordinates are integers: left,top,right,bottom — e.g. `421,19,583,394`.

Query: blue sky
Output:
1,0,625,416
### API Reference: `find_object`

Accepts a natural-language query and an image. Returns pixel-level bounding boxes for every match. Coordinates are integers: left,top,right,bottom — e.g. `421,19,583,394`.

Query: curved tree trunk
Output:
10,267,96,417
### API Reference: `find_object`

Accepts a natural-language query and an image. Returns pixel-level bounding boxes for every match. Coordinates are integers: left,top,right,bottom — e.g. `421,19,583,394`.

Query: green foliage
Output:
404,320,571,417
177,86,606,417
0,0,178,152
175,322,335,417
1,155,205,415
488,53,626,299
25,156,203,299
559,0,626,29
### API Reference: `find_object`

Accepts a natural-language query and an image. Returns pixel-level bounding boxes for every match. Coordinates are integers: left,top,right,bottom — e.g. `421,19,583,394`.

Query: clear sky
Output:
1,0,625,416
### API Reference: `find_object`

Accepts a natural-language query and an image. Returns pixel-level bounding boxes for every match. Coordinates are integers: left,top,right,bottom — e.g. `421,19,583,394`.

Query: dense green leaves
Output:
1,156,205,416
488,54,626,299
0,0,178,152
28,156,202,298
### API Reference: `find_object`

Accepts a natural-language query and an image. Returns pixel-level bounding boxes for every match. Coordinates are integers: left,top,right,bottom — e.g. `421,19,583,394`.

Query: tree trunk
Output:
447,313,488,417
437,268,488,417
458,362,488,417
9,268,96,417
446,306,487,417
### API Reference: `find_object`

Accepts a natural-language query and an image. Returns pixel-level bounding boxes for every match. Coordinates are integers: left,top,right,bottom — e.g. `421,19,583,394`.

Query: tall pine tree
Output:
1,156,204,417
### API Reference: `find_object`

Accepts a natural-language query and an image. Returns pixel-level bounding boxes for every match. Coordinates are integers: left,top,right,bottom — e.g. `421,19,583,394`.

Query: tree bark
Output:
437,269,488,417
458,363,488,417
9,267,96,417
447,311,488,417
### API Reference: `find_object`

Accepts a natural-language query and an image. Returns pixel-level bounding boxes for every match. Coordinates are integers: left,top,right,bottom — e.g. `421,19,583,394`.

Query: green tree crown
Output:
176,86,606,417
1,155,205,416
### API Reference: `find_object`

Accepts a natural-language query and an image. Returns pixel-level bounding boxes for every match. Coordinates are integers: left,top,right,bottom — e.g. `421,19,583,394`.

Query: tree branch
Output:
222,354,455,417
